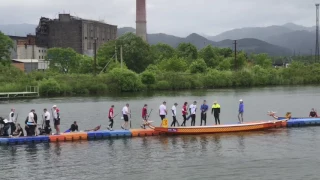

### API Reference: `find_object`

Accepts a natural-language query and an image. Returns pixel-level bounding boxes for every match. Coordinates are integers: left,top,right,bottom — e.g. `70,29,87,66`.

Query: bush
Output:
141,71,156,85
39,78,61,96
189,58,207,74
105,68,142,92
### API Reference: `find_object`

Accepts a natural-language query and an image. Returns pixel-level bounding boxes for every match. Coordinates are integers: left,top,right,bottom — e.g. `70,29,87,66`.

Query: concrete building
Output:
9,35,47,60
136,0,147,42
8,36,26,59
36,14,117,56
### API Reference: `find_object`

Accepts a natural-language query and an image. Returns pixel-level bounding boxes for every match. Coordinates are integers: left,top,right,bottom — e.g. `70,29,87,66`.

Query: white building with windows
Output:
17,45,47,60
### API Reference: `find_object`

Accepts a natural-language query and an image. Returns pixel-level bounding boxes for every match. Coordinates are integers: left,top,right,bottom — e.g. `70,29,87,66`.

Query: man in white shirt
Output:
27,109,36,136
8,108,16,135
121,103,130,130
43,108,52,135
159,101,167,121
170,103,179,127
190,101,197,126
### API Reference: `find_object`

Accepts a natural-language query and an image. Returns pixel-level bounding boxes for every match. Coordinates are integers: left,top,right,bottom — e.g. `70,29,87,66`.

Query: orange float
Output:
130,129,160,137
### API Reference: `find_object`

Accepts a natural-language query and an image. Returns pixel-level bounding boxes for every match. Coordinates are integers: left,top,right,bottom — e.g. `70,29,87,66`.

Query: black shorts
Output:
160,115,166,120
45,120,50,127
109,117,113,121
54,119,60,125
123,115,129,122
142,116,147,120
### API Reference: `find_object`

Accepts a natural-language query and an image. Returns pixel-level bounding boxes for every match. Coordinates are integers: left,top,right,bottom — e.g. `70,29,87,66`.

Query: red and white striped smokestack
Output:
136,0,147,42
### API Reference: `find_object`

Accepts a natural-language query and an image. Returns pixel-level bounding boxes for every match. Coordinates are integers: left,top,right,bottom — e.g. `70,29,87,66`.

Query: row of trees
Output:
1,31,320,96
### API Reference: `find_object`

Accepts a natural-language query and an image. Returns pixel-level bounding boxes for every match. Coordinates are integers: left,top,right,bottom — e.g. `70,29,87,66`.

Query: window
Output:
42,56,43,59
85,37,87,39
39,50,40,53
42,50,43,52
39,56,41,59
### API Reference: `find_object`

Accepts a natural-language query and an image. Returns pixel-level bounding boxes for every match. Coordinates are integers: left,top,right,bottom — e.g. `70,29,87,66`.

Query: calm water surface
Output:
0,86,320,180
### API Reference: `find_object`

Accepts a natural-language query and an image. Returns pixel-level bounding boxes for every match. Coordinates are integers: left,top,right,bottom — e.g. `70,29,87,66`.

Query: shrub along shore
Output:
1,62,320,97
1,32,319,97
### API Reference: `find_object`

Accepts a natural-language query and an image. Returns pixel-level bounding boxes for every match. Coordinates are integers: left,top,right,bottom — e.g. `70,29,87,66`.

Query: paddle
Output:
130,109,132,128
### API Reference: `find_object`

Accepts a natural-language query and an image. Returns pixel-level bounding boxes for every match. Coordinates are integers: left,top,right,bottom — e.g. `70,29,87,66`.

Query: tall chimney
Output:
136,0,147,42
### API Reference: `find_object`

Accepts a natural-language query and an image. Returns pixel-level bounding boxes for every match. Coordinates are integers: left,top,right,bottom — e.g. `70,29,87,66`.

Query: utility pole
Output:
115,45,118,62
316,4,320,62
120,45,123,69
233,40,237,71
93,38,97,76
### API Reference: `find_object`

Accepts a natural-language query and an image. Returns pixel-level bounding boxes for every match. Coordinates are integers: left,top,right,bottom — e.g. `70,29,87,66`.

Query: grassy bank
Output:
1,62,320,97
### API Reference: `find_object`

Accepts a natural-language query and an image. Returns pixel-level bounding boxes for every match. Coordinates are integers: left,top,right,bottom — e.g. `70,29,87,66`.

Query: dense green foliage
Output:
1,32,320,96
0,31,13,65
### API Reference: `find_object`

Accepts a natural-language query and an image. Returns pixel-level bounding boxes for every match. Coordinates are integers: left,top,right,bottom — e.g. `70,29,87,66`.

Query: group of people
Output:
0,100,245,136
0,105,61,137
158,99,245,127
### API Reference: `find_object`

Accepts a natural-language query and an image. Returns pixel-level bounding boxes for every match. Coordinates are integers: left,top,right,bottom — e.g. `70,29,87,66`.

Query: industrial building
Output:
35,14,117,56
9,35,47,60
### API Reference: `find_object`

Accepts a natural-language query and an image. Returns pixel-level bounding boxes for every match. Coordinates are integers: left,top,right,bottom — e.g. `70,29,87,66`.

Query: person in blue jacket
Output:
238,99,244,123
200,100,208,126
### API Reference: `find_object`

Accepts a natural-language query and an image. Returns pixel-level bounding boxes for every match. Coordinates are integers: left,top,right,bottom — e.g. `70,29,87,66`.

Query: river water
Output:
0,86,320,179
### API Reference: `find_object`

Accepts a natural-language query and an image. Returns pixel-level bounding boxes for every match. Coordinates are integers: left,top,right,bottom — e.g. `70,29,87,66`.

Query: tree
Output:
251,53,272,68
78,55,93,74
159,56,188,72
98,33,153,73
176,43,198,61
213,47,233,58
189,58,207,73
151,43,176,63
217,57,232,70
0,32,14,65
46,48,79,73
198,45,220,68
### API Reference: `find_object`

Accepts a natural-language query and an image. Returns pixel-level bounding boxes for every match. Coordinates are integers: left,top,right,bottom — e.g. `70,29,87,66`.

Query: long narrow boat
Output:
152,121,280,135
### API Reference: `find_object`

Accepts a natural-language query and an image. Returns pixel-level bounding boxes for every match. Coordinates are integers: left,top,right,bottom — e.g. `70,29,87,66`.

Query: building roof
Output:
12,59,39,63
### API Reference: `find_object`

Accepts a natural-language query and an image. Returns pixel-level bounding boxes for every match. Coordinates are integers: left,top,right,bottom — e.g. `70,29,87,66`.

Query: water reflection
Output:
53,142,62,156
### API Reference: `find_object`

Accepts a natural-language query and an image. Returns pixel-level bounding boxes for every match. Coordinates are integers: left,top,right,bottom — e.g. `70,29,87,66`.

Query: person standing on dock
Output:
141,104,148,129
238,99,244,123
8,108,16,135
43,108,51,135
190,101,197,126
27,109,36,136
107,105,115,130
200,100,208,126
121,103,130,130
211,101,221,125
181,102,188,126
171,103,179,127
52,105,60,135
159,101,167,121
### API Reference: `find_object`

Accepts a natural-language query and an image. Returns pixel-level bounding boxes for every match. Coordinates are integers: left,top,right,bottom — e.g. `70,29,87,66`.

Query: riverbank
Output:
1,61,320,97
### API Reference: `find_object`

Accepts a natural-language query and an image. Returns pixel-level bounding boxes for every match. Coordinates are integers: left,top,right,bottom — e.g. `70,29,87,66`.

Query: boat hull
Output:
154,121,277,135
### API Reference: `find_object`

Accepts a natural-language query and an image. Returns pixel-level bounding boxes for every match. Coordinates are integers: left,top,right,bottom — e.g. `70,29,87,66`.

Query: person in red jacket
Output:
141,104,148,129
107,105,115,130
181,102,188,126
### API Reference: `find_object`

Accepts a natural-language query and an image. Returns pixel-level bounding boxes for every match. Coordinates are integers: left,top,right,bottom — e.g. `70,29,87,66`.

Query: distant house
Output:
273,57,291,68
12,59,49,73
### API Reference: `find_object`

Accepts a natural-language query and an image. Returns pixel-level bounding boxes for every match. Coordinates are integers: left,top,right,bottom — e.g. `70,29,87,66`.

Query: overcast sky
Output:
0,0,318,37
